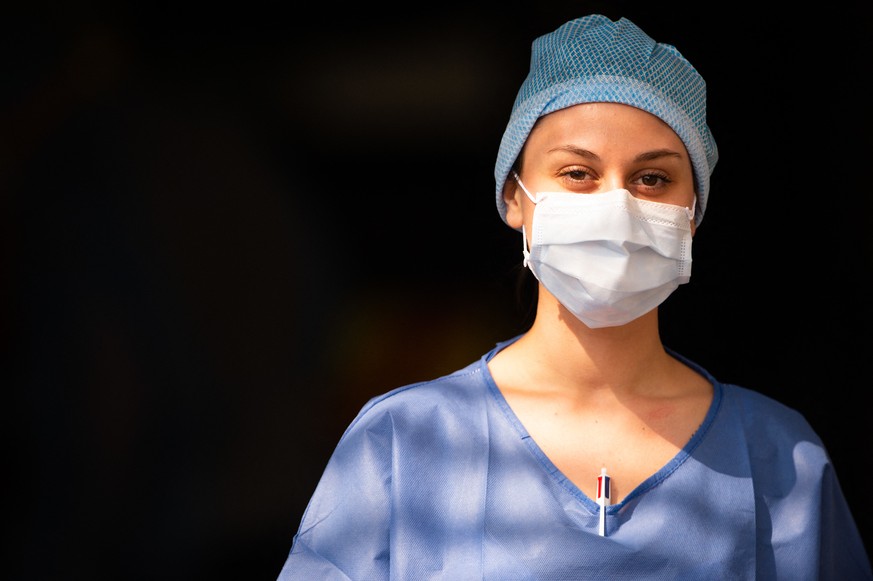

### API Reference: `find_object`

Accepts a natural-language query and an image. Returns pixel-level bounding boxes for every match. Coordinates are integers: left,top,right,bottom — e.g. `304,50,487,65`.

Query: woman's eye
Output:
638,172,670,187
561,168,593,182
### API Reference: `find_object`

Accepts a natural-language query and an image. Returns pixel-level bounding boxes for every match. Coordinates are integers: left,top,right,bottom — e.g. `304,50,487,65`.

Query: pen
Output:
597,467,611,537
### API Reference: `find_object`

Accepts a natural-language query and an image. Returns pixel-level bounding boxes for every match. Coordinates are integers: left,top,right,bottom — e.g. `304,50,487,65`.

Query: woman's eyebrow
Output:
547,146,683,162
635,149,684,162
547,145,600,160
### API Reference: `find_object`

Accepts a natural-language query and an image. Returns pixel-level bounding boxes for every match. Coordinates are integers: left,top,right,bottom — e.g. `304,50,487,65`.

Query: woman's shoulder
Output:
670,349,822,445
339,355,494,440
369,357,489,407
721,384,817,432
711,382,829,468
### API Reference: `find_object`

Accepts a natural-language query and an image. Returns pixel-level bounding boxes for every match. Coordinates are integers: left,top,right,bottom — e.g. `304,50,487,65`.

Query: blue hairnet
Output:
495,14,718,226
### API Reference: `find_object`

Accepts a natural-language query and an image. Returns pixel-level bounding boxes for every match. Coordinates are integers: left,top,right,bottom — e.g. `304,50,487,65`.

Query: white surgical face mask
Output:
513,172,694,328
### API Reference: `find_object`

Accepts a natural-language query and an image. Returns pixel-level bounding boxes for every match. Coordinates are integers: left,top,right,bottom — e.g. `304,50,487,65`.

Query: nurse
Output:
277,14,872,580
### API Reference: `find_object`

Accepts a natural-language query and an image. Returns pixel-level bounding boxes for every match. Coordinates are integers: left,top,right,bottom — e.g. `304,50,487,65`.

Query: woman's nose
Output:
599,174,626,193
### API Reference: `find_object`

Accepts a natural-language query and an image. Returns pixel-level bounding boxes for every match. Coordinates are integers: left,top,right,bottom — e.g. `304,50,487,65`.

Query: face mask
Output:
513,172,694,328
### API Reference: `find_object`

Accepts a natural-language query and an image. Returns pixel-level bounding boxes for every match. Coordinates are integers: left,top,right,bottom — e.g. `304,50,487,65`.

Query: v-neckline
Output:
480,338,723,511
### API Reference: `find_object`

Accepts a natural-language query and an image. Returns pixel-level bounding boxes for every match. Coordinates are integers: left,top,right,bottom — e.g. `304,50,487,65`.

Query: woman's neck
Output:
495,292,676,398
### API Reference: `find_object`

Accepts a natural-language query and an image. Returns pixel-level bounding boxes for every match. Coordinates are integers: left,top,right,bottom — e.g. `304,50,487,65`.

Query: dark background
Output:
3,2,870,579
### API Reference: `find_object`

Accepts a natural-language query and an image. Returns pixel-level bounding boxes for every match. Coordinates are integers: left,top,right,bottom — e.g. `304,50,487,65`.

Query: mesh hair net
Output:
494,14,718,226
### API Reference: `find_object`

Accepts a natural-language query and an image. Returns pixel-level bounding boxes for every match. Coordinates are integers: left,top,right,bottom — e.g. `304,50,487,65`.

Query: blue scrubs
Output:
277,337,872,580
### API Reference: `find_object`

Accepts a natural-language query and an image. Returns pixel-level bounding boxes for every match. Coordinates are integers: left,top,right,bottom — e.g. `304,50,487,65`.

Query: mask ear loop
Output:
512,171,536,268
685,196,696,221
511,171,537,203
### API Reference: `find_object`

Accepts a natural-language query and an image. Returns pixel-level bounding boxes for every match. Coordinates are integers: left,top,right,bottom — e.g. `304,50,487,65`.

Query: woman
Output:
277,14,871,579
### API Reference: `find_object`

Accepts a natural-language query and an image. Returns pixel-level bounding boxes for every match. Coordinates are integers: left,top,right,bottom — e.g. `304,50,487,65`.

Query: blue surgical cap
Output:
495,14,718,226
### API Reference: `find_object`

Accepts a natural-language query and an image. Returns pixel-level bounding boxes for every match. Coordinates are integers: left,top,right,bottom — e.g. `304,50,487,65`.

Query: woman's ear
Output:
503,175,525,230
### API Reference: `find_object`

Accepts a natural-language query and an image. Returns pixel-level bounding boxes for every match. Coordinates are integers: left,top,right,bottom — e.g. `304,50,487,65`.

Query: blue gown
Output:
277,337,872,580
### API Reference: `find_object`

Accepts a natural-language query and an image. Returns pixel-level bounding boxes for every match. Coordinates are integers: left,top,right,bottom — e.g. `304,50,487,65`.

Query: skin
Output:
487,102,712,504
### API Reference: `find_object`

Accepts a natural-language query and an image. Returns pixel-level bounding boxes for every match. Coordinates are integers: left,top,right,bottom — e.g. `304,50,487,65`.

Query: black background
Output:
3,2,871,579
